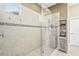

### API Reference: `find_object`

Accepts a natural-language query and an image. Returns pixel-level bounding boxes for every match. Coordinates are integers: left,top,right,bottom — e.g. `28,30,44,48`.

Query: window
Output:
5,3,21,15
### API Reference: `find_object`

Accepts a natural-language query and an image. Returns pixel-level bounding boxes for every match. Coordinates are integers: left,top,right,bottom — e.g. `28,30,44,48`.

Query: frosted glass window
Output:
5,3,21,15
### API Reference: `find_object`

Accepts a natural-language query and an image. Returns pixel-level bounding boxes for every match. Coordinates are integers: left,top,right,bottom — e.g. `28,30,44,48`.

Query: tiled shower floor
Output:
51,45,79,56
27,47,53,56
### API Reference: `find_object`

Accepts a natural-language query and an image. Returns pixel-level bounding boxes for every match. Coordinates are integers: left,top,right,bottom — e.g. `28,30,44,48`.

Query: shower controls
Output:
20,19,22,21
9,17,11,20
0,33,4,38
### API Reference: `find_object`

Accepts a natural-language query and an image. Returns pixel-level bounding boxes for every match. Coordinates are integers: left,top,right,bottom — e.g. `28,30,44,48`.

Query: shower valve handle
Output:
0,33,4,38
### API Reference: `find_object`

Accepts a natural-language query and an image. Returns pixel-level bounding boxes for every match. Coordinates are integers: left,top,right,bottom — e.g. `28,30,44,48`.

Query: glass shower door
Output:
40,11,59,55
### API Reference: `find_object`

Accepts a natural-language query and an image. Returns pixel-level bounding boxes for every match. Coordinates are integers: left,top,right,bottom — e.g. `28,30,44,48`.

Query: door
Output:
50,13,59,49
41,12,59,56
70,18,79,46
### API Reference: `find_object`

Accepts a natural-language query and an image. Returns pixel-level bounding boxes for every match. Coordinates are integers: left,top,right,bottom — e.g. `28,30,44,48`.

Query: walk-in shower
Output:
40,3,59,56
0,3,66,56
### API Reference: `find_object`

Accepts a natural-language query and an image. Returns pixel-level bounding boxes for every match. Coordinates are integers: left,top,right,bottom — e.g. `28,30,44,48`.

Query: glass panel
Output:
40,3,59,55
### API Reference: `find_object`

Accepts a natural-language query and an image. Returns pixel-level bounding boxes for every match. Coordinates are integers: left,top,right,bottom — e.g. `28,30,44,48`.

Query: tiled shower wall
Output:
0,4,42,56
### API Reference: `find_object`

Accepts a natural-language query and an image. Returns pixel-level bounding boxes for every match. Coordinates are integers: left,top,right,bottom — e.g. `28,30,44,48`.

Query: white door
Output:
50,13,59,49
70,18,79,46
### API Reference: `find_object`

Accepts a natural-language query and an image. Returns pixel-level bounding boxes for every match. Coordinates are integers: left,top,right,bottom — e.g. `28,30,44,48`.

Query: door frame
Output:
51,12,60,49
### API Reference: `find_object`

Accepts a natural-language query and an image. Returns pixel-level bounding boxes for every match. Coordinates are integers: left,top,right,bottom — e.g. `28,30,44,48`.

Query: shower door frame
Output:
41,12,60,56
51,12,60,50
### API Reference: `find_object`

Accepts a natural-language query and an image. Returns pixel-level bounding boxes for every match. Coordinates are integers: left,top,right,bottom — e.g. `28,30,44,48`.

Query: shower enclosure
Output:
40,4,59,55
0,3,59,56
42,14,59,55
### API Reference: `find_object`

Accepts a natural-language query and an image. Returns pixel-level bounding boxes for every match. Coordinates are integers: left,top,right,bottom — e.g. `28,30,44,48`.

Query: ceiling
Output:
68,3,79,6
38,3,57,9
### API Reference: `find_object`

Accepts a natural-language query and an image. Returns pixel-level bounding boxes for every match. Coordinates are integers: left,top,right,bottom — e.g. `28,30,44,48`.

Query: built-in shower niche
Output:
60,20,67,37
58,20,67,52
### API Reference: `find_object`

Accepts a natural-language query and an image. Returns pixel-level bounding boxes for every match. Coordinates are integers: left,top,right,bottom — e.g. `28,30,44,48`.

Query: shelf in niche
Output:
60,24,66,26
60,27,66,30
60,20,66,25
59,36,66,38
60,35,66,37
60,20,67,21
60,30,66,32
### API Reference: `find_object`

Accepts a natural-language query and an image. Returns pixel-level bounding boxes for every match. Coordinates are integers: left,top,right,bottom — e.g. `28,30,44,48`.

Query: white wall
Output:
69,4,79,46
0,3,42,55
